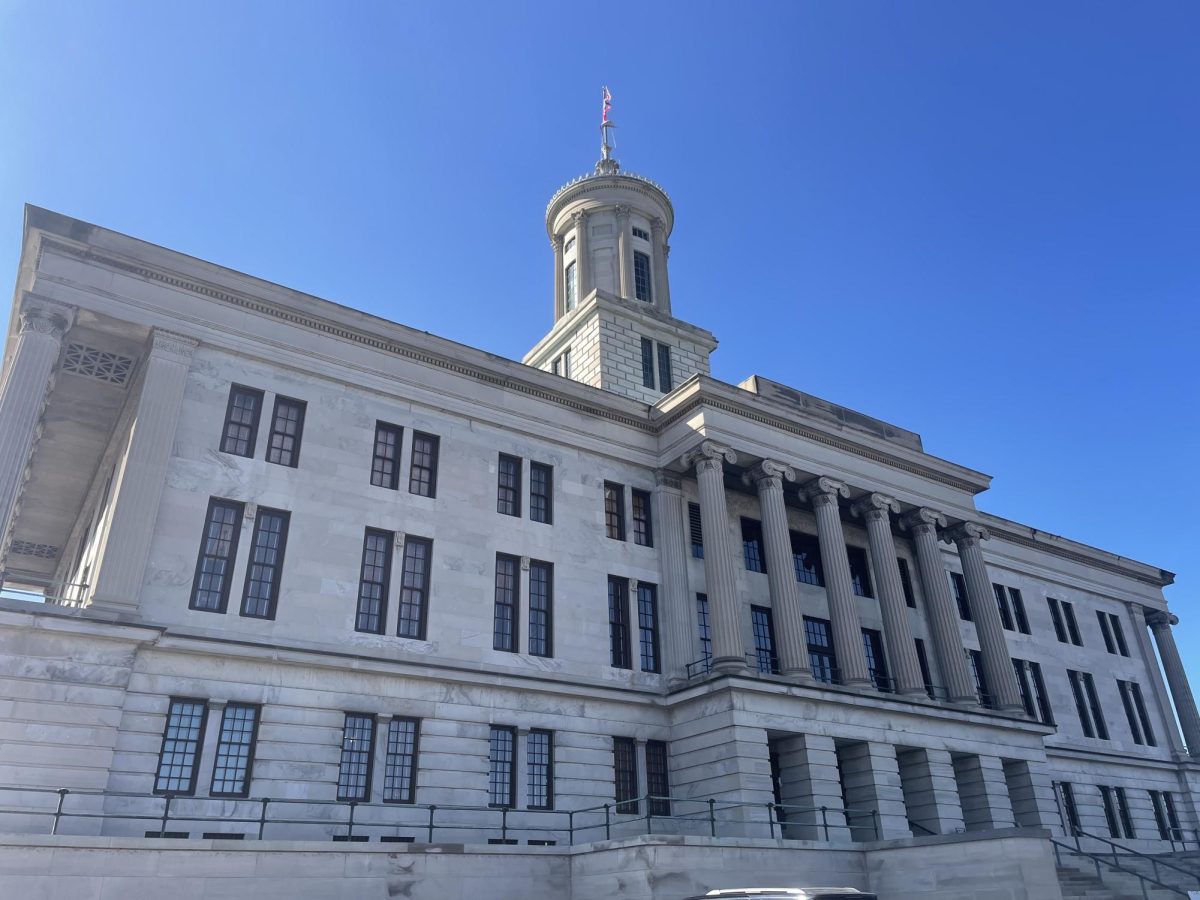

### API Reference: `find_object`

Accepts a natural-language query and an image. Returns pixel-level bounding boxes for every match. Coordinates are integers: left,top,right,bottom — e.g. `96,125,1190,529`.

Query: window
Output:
968,649,990,707
608,576,632,669
1118,680,1156,746
154,698,207,794
1057,782,1081,835
355,529,392,634
528,560,553,658
640,338,655,388
632,226,649,240
371,422,403,489
993,584,1030,634
613,737,639,814
565,235,576,253
488,726,516,808
493,554,519,652
1012,659,1055,725
742,518,766,574
846,546,873,597
646,740,671,816
1010,588,1029,633
551,358,560,376
897,558,916,608
565,261,577,311
696,593,712,670
657,343,673,392
633,251,652,302
914,639,935,699
805,616,837,684
1049,597,1083,646
240,508,289,619
220,385,263,457
527,729,554,810
752,606,779,675
1150,791,1183,841
1097,611,1130,657
637,582,660,673
862,629,889,691
530,462,553,524
383,717,419,803
210,703,259,797
561,348,572,379
689,503,704,558
993,584,1014,631
1099,786,1136,839
397,537,432,639
337,713,375,801
408,432,439,498
791,531,823,586
604,482,625,540
1048,597,1068,643
1068,670,1109,739
950,572,971,621
632,489,653,547
497,454,522,517
265,396,305,468
190,498,244,613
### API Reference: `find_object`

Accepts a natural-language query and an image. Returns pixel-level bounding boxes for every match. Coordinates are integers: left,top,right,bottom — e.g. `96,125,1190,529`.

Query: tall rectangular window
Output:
265,396,305,468
154,698,207,795
1009,588,1030,634
604,482,625,540
240,507,289,619
846,546,873,597
608,576,631,669
528,560,553,657
1082,671,1109,740
631,489,653,547
497,454,522,516
640,337,655,388
527,729,554,810
220,385,263,458
1048,597,1068,643
791,531,823,586
1097,611,1130,656
657,343,673,391
646,740,671,816
1057,782,1081,835
862,629,889,691
1150,791,1183,841
337,713,375,802
1115,787,1135,839
1118,680,1156,746
689,503,704,558
1013,658,1035,718
1028,661,1054,725
897,557,916,608
1051,598,1083,645
408,432,439,498
565,262,577,311
1069,670,1108,739
637,582,660,673
951,572,972,621
993,584,1030,634
383,717,419,803
371,422,403,489
355,528,393,634
914,639,935,698
561,348,572,379
613,736,639,814
696,593,712,670
968,649,990,707
210,703,259,797
633,251,652,302
493,554,519,652
1099,786,1136,839
190,498,244,613
397,537,432,639
805,616,837,684
530,462,553,524
742,518,766,573
752,605,779,674
488,726,516,808
993,583,1015,631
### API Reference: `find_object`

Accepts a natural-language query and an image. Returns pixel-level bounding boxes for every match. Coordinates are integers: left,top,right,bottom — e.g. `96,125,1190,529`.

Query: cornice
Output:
545,172,674,235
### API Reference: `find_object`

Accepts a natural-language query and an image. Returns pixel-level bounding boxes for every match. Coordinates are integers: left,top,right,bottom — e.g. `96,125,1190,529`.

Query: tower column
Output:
801,477,871,688
852,493,925,695
615,205,633,300
682,441,744,674
573,209,591,299
651,217,671,314
1147,611,1200,755
551,236,565,320
654,469,692,685
1127,604,1188,755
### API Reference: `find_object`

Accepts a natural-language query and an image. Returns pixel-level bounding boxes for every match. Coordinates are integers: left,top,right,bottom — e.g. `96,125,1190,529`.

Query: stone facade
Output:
0,146,1197,899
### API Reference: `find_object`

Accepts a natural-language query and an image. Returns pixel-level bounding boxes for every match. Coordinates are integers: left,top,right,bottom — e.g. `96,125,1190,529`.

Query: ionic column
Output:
0,298,74,546
615,205,633,299
551,236,565,320
748,460,812,680
654,469,692,685
650,218,670,314
681,441,744,673
572,209,590,299
945,522,1024,712
801,477,871,687
1147,611,1200,756
900,508,977,704
852,493,924,695
91,330,198,614
1128,604,1187,756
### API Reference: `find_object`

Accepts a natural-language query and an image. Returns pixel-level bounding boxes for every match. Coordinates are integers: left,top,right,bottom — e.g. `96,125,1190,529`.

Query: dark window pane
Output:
220,386,263,457
265,396,305,468
632,489,653,547
371,423,402,490
969,650,990,707
1064,602,1083,646
914,639,935,698
951,573,971,621
211,704,258,797
497,454,522,517
240,508,289,619
613,737,638,814
337,713,374,801
646,740,670,816
383,718,419,803
527,730,553,810
408,432,439,498
751,606,778,674
530,463,553,524
791,531,823,586
1059,782,1081,834
993,583,1015,631
742,518,766,574
1111,615,1129,657
397,537,431,639
1068,670,1094,737
488,726,516,807
696,593,712,670
656,343,673,392
1030,662,1055,725
862,629,889,691
155,699,206,794
604,482,625,541
1083,672,1109,739
846,546,872,597
608,576,631,669
805,616,837,684
633,252,652,302
1010,589,1029,634
493,554,519,652
638,582,660,673
528,560,553,657
897,558,916,608
190,499,244,613
1048,598,1068,643
565,262,577,310
640,338,655,388
689,503,704,559
355,529,392,634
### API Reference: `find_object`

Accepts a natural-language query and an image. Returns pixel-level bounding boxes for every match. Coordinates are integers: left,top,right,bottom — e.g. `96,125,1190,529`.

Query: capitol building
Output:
0,126,1197,899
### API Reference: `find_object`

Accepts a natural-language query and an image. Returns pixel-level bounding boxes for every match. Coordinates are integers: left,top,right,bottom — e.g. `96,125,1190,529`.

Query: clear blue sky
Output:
2,3,1197,684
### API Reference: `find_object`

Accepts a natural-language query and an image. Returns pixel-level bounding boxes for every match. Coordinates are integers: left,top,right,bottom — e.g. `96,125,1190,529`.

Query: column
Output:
681,441,744,674
654,469,692,685
748,460,811,680
90,330,198,614
1147,611,1200,756
952,754,1016,831
551,236,565,320
837,741,912,840
897,747,965,835
852,493,924,695
572,209,590,299
900,508,977,704
1128,604,1188,756
801,477,871,688
615,205,633,299
775,734,850,842
0,298,74,545
945,522,1024,712
650,218,671,315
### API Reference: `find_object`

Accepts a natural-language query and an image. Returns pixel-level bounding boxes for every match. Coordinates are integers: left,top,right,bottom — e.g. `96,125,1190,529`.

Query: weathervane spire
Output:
596,86,620,174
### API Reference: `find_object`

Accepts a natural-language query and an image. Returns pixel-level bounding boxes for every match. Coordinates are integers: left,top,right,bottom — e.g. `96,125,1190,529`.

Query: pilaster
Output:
952,754,1016,831
775,733,850,842
1002,758,1062,834
654,469,691,685
837,741,911,840
551,236,565,320
572,209,590,299
651,217,670,315
615,205,632,300
897,747,965,835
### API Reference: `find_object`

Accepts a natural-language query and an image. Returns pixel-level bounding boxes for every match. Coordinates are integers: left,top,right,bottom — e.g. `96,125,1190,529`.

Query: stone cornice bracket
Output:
654,468,682,490
1146,610,1180,629
19,296,75,339
900,507,947,535
148,329,199,362
680,440,736,474
943,521,990,546
801,476,849,508
744,459,796,492
851,492,901,521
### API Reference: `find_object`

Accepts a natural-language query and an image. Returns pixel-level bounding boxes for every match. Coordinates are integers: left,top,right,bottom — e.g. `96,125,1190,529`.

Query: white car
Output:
682,890,878,900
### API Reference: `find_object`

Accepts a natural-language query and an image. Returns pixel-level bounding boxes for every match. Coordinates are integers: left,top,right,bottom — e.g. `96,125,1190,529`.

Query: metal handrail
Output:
1052,836,1189,899
1069,828,1200,887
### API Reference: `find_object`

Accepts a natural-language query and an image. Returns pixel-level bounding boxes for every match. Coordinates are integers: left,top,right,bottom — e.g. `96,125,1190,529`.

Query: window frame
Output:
604,482,626,541
497,454,522,517
565,261,577,311
488,726,517,809
862,628,889,691
371,422,403,490
897,557,916,608
608,576,632,669
189,497,245,614
951,572,972,621
633,251,652,302
355,528,393,635
646,740,671,817
382,716,420,804
791,531,823,586
529,462,553,525
637,582,661,674
153,697,208,796
397,536,433,640
408,431,440,498
631,488,653,547
640,337,655,389
493,553,520,653
337,712,376,802
613,736,639,815
528,559,553,658
265,395,306,468
689,502,704,559
209,702,260,798
656,342,673,392
696,593,712,670
220,385,264,458
527,729,554,810
239,507,290,620
751,605,779,675
804,616,837,684
846,545,873,598
742,518,766,574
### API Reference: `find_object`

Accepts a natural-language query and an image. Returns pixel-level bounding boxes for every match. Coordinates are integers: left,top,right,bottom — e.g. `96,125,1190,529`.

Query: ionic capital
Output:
681,440,736,475
745,459,796,493
900,507,947,535
654,468,682,491
1146,610,1180,630
19,297,74,341
851,492,901,522
943,521,990,547
801,476,849,508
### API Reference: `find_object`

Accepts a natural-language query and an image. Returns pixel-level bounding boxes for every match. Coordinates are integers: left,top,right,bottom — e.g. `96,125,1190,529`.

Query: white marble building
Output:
0,138,1197,899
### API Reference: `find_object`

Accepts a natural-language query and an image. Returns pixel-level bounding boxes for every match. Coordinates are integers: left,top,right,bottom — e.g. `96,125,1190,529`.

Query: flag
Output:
602,87,612,124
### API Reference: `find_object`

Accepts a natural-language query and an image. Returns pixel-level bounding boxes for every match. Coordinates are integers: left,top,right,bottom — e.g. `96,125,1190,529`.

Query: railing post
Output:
51,788,68,836
427,804,436,843
501,806,508,842
767,803,776,839
257,797,269,840
820,806,829,842
347,800,357,840
158,793,173,838
604,803,611,841
708,798,716,838
568,809,574,847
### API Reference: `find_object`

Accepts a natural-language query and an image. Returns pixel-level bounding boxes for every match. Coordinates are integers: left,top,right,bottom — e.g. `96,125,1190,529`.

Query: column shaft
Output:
1149,613,1200,755
1129,604,1187,755
551,237,565,320
615,206,632,299
573,210,590,299
751,462,811,679
654,470,692,684
651,218,671,316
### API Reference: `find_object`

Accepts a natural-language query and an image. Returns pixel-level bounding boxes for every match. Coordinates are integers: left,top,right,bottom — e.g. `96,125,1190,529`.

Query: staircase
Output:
1056,861,1191,899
